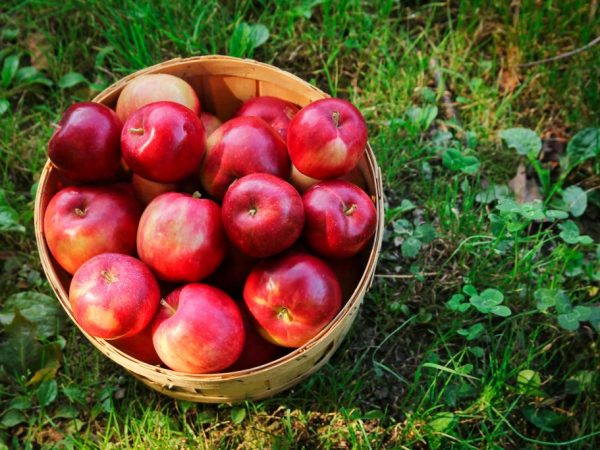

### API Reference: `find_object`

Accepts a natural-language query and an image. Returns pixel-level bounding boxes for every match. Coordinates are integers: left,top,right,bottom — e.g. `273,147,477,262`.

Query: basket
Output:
34,55,385,403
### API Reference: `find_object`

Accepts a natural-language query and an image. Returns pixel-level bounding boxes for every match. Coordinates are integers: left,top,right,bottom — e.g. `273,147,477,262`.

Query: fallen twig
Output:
520,36,600,68
375,272,438,279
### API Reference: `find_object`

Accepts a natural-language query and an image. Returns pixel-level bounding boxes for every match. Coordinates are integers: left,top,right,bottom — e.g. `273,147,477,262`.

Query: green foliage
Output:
228,22,270,58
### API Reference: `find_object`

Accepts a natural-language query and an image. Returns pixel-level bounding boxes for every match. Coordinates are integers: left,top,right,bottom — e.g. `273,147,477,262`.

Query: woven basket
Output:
34,55,384,403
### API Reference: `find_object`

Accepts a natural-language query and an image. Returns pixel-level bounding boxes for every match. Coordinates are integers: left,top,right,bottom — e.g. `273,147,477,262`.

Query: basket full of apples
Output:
34,56,384,403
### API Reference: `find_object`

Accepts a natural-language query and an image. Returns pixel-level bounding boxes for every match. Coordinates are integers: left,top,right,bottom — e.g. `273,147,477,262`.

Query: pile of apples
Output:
43,73,376,374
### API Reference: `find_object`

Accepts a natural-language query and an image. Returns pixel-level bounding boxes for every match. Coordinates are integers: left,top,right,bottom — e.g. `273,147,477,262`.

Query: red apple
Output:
152,284,245,373
234,96,299,141
200,111,222,138
137,192,226,282
289,164,368,193
303,180,376,259
227,306,283,371
244,252,342,348
44,185,142,274
69,253,160,340
221,173,304,257
111,323,162,365
121,101,206,183
48,102,122,182
116,73,200,122
287,98,367,179
200,116,290,200
131,173,177,205
325,256,364,303
207,243,257,297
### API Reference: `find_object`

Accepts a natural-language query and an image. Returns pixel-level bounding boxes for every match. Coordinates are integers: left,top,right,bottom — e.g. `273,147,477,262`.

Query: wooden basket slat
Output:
34,55,384,403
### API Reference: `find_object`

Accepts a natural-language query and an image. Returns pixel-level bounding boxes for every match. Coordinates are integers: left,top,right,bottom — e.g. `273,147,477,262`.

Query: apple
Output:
131,173,177,205
289,164,368,193
207,243,257,297
244,252,342,348
48,102,122,182
234,96,299,141
121,101,206,183
116,73,200,122
287,98,367,179
69,253,160,340
227,306,283,371
111,323,162,365
325,256,364,303
152,284,245,373
200,111,222,138
221,173,304,257
303,180,376,259
44,185,142,274
137,192,226,282
200,116,290,200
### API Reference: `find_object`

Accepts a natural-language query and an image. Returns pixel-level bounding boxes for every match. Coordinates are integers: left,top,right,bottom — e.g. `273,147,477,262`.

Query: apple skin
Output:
289,164,368,193
121,101,206,183
48,102,122,182
234,96,299,141
111,323,162,365
226,306,283,371
44,185,142,275
287,98,368,179
200,111,223,138
221,173,304,258
302,180,376,259
131,173,178,205
325,256,364,304
137,192,226,282
200,116,290,200
244,252,342,348
152,284,245,374
116,73,200,122
69,253,160,340
207,243,257,297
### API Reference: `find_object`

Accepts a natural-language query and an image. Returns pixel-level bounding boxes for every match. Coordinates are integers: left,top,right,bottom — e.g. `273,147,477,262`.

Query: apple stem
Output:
74,207,86,217
248,207,257,216
50,122,61,130
100,270,117,283
192,191,202,199
128,127,144,135
332,111,341,128
160,298,177,316
344,203,358,216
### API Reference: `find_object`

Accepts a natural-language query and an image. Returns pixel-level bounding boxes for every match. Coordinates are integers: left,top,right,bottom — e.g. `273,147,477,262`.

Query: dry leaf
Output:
509,163,542,203
499,44,521,94
25,32,51,70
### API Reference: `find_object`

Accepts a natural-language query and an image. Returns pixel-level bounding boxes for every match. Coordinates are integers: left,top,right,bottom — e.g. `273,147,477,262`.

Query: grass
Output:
1,0,599,448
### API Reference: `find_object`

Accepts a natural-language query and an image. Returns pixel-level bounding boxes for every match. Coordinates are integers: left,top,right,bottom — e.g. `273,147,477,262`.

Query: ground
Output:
1,1,599,449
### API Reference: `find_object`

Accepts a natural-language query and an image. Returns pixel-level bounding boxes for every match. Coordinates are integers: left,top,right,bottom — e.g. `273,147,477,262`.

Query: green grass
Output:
1,0,599,448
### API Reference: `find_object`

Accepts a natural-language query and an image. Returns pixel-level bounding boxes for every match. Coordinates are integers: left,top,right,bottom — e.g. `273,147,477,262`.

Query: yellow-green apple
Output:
48,102,122,182
121,101,205,183
44,185,142,274
200,111,222,138
116,73,200,122
226,306,283,371
69,253,160,340
111,323,162,365
221,173,304,257
287,98,367,179
244,252,342,348
137,192,226,282
152,284,245,373
200,116,290,200
303,180,376,259
234,96,299,141
131,173,178,205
